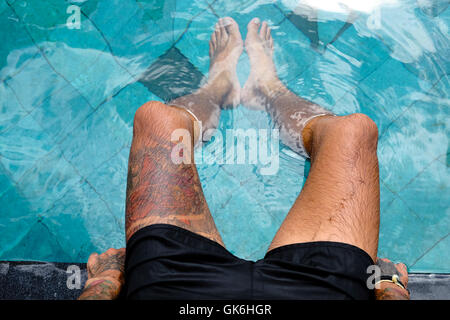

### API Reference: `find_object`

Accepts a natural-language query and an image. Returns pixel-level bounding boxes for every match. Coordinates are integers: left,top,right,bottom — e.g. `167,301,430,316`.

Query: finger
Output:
87,252,99,277
87,252,98,265
396,263,409,286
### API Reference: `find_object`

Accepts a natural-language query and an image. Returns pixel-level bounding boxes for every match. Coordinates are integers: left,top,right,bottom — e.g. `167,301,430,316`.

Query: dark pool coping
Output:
0,261,449,300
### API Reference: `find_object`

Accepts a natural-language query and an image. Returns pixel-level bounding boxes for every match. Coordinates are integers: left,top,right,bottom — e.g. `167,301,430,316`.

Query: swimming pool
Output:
0,0,448,273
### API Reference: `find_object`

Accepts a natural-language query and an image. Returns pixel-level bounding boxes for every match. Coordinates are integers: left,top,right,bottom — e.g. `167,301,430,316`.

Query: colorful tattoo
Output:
78,278,121,300
125,122,223,245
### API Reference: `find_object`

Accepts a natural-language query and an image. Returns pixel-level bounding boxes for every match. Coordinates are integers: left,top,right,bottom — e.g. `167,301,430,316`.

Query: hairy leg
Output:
269,114,380,261
243,19,379,260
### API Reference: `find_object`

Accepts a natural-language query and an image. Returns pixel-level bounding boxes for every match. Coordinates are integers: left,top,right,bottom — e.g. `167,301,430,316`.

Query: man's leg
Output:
125,17,243,245
242,18,379,261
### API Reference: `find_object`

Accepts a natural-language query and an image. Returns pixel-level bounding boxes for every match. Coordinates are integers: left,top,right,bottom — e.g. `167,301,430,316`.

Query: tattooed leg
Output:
125,101,224,245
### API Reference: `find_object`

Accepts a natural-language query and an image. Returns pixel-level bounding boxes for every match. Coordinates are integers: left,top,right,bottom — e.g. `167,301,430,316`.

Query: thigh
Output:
125,101,224,246
268,114,380,261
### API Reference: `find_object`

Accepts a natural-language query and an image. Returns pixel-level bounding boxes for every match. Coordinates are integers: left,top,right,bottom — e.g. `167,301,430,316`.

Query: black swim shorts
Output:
124,224,375,300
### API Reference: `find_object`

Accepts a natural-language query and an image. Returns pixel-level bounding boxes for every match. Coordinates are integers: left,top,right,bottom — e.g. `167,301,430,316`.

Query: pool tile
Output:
9,0,173,85
60,82,157,179
359,57,433,122
174,0,212,42
84,0,141,42
88,0,173,76
0,219,73,262
330,22,391,82
418,0,450,17
429,73,449,99
85,147,129,227
0,1,8,14
0,180,33,233
69,58,136,109
380,180,398,211
37,213,97,262
212,182,278,260
7,1,109,83
136,0,177,42
367,2,448,84
411,234,450,273
0,166,14,197
0,82,28,133
273,18,317,84
4,52,68,113
0,148,83,261
39,180,124,262
15,149,83,215
0,115,54,183
397,158,449,237
378,98,448,193
0,4,35,77
286,46,359,110
174,7,218,75
29,85,94,144
332,86,373,115
378,197,430,267
139,46,205,102
317,9,353,46
200,166,236,214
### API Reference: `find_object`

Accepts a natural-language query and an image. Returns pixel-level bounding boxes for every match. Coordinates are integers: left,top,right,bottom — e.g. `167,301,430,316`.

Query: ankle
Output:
261,78,287,101
204,70,234,104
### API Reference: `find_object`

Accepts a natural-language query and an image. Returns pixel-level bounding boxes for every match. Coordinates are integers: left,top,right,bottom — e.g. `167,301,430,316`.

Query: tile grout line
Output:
410,233,450,268
5,2,95,110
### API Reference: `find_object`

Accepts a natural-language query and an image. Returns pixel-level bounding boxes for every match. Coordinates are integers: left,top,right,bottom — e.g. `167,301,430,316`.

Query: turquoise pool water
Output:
0,0,448,273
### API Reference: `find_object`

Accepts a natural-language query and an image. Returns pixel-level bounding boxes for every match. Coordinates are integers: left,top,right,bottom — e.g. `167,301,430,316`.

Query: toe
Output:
217,18,229,46
223,17,241,39
265,24,272,41
266,25,273,49
246,17,260,39
210,31,217,51
259,21,268,39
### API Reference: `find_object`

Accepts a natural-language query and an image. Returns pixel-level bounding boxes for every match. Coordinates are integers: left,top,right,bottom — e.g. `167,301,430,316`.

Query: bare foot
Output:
207,17,243,108
241,18,286,110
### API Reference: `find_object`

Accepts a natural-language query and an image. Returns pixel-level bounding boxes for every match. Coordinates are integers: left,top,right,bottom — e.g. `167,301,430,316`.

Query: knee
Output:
133,101,191,135
134,101,168,129
334,113,379,150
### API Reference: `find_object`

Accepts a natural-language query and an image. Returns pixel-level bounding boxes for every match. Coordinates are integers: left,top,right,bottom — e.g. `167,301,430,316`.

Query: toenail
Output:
252,18,260,24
